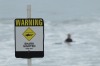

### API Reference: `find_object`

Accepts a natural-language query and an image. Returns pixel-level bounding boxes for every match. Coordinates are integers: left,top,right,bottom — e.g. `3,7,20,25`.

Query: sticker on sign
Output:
23,27,36,41
15,18,44,58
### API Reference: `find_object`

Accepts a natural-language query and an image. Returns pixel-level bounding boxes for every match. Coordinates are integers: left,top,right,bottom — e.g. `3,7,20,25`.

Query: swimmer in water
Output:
65,34,73,42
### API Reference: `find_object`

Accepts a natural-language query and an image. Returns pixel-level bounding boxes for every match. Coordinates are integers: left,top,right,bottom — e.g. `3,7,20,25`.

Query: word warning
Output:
15,18,44,58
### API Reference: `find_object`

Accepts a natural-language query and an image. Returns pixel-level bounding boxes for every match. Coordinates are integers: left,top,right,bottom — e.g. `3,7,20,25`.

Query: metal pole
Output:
27,5,32,66
28,58,32,66
27,5,31,18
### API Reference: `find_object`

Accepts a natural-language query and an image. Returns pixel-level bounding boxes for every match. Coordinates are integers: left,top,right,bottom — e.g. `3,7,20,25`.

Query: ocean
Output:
0,17,100,66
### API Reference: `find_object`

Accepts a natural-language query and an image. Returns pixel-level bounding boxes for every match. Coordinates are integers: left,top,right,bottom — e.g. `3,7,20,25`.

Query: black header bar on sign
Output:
15,18,44,26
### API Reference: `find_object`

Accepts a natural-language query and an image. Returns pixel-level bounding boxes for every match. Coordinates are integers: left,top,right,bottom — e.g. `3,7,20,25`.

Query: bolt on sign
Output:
14,18,44,58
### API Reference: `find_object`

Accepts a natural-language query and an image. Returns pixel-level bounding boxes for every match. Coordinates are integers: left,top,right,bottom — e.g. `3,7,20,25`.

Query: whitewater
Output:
0,17,100,66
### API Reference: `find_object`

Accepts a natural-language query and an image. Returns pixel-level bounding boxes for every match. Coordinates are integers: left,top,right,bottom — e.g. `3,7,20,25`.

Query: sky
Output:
0,0,100,20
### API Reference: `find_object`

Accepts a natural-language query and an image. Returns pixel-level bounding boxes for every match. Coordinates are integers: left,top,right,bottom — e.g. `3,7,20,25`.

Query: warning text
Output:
15,18,43,26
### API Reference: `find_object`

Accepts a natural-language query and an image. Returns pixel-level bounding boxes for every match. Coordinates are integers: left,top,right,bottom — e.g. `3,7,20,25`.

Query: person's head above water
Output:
65,33,73,42
67,34,71,38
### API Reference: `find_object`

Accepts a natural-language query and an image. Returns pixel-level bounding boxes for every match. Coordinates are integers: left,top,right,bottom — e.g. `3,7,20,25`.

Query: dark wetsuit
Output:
65,38,73,42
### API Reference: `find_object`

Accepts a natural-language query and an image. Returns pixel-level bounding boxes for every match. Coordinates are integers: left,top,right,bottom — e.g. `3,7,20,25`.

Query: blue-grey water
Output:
0,18,100,66
0,0,100,66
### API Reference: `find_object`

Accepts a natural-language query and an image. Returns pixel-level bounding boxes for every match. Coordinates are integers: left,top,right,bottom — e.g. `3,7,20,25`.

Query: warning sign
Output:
23,27,36,41
15,18,44,58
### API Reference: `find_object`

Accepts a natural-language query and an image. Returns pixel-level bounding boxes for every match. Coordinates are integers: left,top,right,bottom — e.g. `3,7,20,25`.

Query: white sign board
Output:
15,18,44,58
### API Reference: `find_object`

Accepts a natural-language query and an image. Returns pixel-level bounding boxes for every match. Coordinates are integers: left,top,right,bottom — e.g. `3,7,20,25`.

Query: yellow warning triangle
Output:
23,27,36,41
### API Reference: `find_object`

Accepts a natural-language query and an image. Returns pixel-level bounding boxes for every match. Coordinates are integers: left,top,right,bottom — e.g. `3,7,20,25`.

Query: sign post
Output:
27,5,32,66
14,5,44,66
28,58,32,66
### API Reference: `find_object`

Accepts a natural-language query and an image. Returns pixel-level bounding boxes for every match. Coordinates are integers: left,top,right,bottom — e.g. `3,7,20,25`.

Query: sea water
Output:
0,18,100,66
